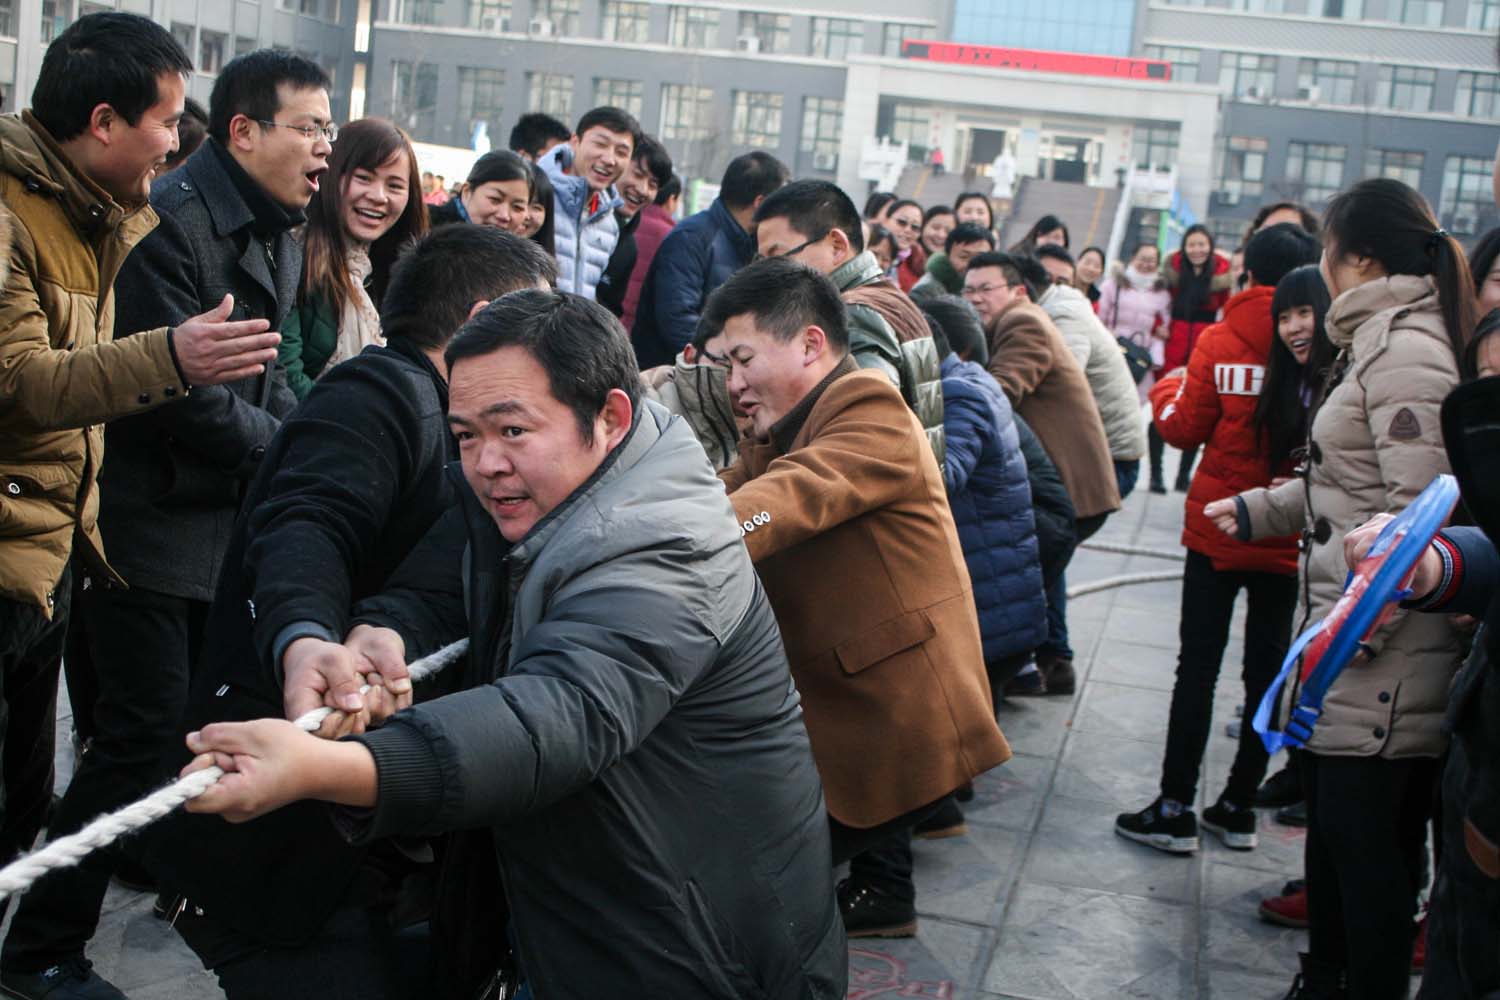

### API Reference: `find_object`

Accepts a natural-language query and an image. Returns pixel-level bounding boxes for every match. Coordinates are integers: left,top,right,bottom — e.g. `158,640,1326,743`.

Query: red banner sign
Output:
902,40,1171,82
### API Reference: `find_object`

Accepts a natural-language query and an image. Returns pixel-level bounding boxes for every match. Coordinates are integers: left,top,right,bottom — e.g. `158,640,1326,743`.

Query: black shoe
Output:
1282,953,1348,999
1114,798,1199,855
0,958,127,1000
1003,670,1046,698
836,879,917,938
1276,800,1308,827
1201,799,1257,850
1173,476,1191,493
954,782,974,803
1039,656,1076,696
1255,763,1303,808
914,798,967,840
1149,476,1167,495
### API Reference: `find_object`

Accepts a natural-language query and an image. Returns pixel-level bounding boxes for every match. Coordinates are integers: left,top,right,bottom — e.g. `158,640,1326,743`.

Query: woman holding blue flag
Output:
1203,179,1472,1000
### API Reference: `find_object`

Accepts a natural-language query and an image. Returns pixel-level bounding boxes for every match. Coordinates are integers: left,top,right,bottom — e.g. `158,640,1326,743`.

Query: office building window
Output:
1218,136,1267,203
1296,58,1359,104
1441,155,1493,234
1376,65,1436,112
457,67,505,146
527,72,573,117
466,0,510,30
593,78,643,118
1365,149,1424,188
532,0,578,34
809,17,860,59
1401,0,1444,22
882,23,932,57
801,96,842,165
601,1,648,42
0,0,14,35
171,21,194,61
885,101,926,147
1457,72,1500,119
390,0,439,23
1235,0,1287,10
1470,0,1500,28
1142,45,1200,83
732,90,782,148
1285,141,1346,205
737,12,788,53
199,29,226,73
235,35,256,55
390,60,438,138
667,5,717,47
1163,0,1206,5
1321,0,1364,16
1133,125,1179,170
1219,52,1277,100
660,83,714,140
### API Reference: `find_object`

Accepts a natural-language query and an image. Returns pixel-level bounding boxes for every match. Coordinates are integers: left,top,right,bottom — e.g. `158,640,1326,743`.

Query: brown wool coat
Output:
721,367,1012,828
986,301,1121,520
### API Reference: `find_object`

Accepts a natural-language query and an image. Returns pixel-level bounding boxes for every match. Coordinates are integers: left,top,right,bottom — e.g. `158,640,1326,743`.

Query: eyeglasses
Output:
963,282,1008,297
256,119,339,143
754,231,828,263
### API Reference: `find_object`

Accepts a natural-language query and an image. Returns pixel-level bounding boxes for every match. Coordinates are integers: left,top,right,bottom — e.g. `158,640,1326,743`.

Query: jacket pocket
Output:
0,465,76,538
835,609,935,675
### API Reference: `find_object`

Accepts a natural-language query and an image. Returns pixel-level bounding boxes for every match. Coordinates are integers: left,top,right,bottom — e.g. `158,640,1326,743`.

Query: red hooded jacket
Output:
1163,250,1233,371
1149,285,1298,574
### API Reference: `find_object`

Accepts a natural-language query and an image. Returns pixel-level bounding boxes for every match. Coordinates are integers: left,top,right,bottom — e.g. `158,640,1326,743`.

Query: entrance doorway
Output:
1038,133,1101,185
970,128,1008,172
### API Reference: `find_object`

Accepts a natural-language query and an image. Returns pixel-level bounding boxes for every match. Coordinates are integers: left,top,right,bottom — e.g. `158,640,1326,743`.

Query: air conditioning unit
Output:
480,13,507,31
1216,182,1243,205
1244,85,1267,101
736,33,760,53
528,17,554,36
1296,85,1321,102
812,151,837,171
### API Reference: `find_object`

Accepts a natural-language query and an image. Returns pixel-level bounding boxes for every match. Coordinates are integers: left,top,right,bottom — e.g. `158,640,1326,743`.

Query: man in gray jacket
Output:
181,291,847,1000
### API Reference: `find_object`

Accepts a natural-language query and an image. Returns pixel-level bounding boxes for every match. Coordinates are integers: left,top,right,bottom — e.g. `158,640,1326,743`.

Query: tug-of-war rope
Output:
0,542,1184,902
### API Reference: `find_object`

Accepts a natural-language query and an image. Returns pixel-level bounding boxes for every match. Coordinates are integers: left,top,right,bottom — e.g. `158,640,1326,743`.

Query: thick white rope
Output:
1067,570,1184,600
1079,540,1187,562
0,637,470,902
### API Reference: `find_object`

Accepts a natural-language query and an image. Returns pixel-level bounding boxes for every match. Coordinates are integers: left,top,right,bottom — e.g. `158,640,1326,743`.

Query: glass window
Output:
390,60,439,139
809,17,860,59
601,1,648,42
527,72,573,117
235,35,256,55
1218,136,1267,203
1142,45,1200,83
1401,0,1444,22
199,29,227,73
533,0,578,34
1285,141,1346,206
885,101,926,147
732,90,782,148
1322,0,1364,16
800,96,842,166
737,12,788,53
1296,58,1359,104
882,23,932,58
1376,65,1436,112
667,5,718,47
1235,0,1287,10
1219,52,1278,100
1441,155,1493,234
1365,149,1423,188
660,83,714,141
1469,0,1500,27
171,21,195,62
593,78,643,118
457,67,505,147
390,0,439,24
0,0,14,36
1456,72,1500,119
1133,125,1179,170
466,0,510,30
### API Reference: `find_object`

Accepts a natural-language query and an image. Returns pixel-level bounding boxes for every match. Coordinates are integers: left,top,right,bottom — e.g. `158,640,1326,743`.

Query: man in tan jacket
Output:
709,258,1010,940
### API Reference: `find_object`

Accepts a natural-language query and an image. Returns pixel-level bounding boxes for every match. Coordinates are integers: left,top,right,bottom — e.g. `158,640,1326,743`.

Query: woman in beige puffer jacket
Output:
1207,179,1474,1000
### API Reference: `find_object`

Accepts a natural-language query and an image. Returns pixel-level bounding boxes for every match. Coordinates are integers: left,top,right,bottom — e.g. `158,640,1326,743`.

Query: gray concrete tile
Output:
1052,731,1166,808
995,698,1074,759
1023,795,1198,904
966,753,1052,833
1083,640,1179,693
914,823,1022,925
1100,607,1181,651
849,933,970,999
1072,681,1172,744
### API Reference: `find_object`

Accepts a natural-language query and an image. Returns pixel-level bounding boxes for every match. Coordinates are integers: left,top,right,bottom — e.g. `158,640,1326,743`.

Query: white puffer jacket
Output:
539,144,621,300
1038,283,1147,462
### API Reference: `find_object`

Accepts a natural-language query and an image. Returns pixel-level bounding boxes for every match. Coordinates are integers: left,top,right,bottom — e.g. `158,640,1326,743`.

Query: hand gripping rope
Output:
1253,475,1459,754
0,638,470,902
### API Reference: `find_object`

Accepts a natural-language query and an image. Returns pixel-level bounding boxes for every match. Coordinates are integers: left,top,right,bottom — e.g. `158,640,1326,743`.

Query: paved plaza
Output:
18,476,1410,999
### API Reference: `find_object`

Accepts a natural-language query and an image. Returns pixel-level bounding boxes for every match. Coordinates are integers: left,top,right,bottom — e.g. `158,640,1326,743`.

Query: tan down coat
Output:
1239,275,1463,758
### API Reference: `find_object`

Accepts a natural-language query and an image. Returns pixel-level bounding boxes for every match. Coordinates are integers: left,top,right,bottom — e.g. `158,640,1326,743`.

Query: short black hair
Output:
444,290,641,445
382,226,557,351
575,106,641,147
863,191,896,220
720,151,790,211
32,12,193,143
633,134,673,189
654,173,682,206
1243,222,1320,289
753,179,863,254
1024,214,1071,249
508,112,570,157
1035,244,1075,266
966,250,1025,289
920,295,989,367
465,149,533,191
163,97,209,171
700,257,849,350
208,49,330,143
1012,255,1051,301
946,222,995,255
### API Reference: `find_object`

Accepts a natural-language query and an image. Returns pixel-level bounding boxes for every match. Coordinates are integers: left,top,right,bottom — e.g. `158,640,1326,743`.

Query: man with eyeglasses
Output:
0,51,332,995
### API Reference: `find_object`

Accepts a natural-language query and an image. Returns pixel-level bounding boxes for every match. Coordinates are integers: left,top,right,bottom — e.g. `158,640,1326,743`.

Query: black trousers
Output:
2,581,206,971
1421,738,1500,999
1148,425,1198,486
0,567,70,927
1305,752,1436,1000
1159,550,1296,808
829,798,944,904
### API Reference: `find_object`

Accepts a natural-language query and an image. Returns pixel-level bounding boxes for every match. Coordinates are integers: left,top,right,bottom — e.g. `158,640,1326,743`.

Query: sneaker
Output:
1003,670,1046,698
914,798,967,840
1259,886,1309,929
836,879,917,938
1202,799,1257,850
1276,800,1308,827
1255,763,1303,808
1281,953,1348,1000
1114,798,1199,855
0,958,127,1000
1038,656,1076,696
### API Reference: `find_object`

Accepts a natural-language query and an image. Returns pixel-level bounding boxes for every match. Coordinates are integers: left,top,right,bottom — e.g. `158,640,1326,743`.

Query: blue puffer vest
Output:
940,354,1047,662
539,144,621,299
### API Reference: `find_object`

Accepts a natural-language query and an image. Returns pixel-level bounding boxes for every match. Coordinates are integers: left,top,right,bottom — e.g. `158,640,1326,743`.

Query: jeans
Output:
1114,459,1140,502
1040,513,1108,662
3,581,206,971
1305,752,1436,1000
1158,550,1296,807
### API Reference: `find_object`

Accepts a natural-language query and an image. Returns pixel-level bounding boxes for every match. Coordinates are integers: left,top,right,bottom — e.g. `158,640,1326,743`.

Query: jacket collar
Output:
385,335,449,413
770,353,858,453
830,251,884,293
708,198,754,258
5,113,156,245
925,251,961,292
197,138,303,238
539,143,621,224
1326,275,1438,351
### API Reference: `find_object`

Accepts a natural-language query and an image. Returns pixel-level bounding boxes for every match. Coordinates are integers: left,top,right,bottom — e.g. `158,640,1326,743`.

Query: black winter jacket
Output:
1014,412,1077,587
595,207,640,318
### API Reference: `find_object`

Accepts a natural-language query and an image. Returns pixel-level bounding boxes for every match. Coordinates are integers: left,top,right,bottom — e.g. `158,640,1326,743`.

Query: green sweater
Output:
277,292,339,400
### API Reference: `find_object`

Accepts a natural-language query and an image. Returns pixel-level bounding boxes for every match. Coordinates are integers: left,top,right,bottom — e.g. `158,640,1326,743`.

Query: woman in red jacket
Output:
1154,224,1234,492
1115,224,1322,856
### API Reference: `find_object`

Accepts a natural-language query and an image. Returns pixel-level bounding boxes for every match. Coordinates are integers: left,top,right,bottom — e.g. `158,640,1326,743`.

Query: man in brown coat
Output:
963,250,1120,697
708,258,1011,940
